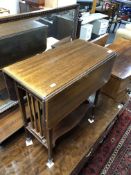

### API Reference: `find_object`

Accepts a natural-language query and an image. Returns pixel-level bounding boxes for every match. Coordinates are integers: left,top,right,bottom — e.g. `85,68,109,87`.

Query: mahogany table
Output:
3,39,116,166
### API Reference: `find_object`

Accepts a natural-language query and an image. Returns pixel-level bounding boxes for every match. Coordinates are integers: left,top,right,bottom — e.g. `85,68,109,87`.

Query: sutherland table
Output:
3,39,116,166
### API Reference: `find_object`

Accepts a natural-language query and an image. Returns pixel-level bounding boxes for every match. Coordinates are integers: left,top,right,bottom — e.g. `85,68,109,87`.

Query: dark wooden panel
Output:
46,57,115,128
0,71,6,91
0,19,47,69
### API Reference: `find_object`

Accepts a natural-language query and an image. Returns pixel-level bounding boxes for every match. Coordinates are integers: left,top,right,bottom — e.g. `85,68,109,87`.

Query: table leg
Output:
92,89,100,116
15,84,31,140
46,128,54,168
88,89,100,123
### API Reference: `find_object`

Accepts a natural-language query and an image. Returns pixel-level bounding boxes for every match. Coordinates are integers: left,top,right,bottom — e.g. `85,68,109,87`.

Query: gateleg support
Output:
88,89,100,124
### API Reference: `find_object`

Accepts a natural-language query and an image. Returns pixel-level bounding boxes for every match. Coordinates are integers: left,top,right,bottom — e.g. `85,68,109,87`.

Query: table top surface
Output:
107,38,131,80
0,19,43,39
3,39,115,100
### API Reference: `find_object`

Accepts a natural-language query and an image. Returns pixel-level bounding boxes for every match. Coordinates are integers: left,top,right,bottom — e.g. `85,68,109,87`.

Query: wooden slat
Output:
31,96,38,132
36,100,43,136
26,93,34,129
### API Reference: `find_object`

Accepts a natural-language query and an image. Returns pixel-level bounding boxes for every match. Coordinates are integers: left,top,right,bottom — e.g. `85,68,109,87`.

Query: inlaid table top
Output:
3,39,115,100
107,38,131,80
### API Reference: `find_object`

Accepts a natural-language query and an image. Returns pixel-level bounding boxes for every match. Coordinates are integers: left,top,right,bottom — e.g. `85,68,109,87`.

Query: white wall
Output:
45,0,77,8
58,0,77,7
0,0,19,14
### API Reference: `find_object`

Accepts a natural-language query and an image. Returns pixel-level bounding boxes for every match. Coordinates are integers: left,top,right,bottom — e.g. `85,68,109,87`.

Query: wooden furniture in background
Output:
0,105,30,143
25,0,45,7
102,38,131,103
0,19,47,69
91,33,109,46
108,37,131,55
25,0,45,5
25,0,45,11
3,39,116,164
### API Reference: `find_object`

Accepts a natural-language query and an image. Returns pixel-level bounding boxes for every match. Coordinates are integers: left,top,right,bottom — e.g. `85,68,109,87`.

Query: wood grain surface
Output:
0,18,42,39
3,39,116,100
107,38,131,80
102,38,131,102
0,105,29,143
46,57,115,128
111,47,131,80
107,37,131,55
